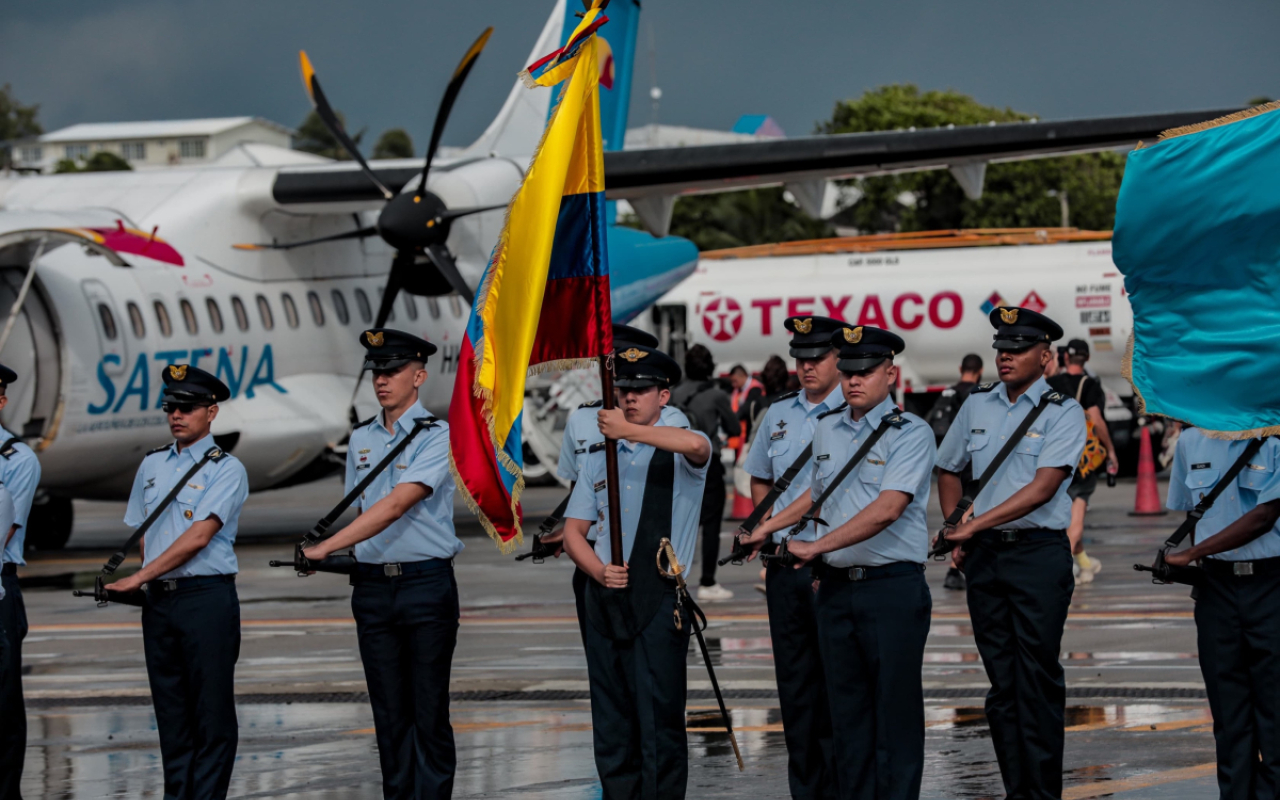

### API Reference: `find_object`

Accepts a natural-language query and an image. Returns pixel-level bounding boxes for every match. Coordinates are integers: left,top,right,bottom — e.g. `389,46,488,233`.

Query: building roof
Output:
701,228,1114,260
39,117,294,143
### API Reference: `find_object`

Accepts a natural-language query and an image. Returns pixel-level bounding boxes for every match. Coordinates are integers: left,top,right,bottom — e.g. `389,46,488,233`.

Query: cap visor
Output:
364,357,414,371
837,356,889,373
789,345,832,359
992,340,1037,351
614,377,666,389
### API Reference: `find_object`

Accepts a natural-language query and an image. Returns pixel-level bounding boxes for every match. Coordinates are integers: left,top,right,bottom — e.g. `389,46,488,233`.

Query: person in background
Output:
1046,339,1118,584
928,354,984,592
728,364,765,451
671,345,739,602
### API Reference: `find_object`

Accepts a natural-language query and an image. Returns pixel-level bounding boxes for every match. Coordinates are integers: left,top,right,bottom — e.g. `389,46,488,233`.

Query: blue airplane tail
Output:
556,0,640,151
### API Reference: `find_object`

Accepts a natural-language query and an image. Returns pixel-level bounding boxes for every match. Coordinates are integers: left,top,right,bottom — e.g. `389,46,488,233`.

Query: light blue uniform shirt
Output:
1167,429,1280,562
743,386,845,543
810,395,936,567
565,419,711,572
558,403,690,482
0,425,41,566
936,377,1086,530
0,486,13,599
123,434,248,578
345,402,460,563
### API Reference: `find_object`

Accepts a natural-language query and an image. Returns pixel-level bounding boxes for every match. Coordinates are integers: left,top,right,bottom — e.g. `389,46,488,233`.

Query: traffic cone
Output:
729,487,754,520
1129,425,1167,516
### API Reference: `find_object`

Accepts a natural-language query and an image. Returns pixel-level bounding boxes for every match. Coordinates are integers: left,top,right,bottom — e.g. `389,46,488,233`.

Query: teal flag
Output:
1114,104,1280,438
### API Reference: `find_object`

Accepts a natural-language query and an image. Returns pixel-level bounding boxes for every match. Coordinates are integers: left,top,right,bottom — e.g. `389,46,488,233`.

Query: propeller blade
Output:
299,51,393,201
418,27,494,196
425,243,475,306
375,251,414,329
233,226,377,252
437,203,507,223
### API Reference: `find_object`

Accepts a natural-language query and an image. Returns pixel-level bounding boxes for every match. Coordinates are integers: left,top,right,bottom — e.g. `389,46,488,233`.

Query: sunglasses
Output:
162,402,211,415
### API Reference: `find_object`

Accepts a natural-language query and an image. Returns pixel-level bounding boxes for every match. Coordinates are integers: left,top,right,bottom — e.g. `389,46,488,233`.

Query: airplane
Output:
0,0,1237,547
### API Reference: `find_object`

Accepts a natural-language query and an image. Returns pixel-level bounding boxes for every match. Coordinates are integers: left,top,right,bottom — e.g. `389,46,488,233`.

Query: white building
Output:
12,117,294,173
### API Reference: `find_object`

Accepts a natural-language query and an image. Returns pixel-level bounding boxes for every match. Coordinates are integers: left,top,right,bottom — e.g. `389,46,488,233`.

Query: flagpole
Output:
598,355,626,568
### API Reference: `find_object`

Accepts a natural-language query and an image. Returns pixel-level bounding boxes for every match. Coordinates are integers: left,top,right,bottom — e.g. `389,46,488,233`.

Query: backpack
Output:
927,384,967,443
671,381,714,441
1074,376,1108,477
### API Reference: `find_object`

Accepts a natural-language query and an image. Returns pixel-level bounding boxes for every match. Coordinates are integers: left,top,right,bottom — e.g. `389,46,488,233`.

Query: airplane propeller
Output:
236,27,501,322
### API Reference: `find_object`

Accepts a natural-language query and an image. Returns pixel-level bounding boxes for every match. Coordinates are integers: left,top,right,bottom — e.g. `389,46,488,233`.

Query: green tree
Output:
821,84,1125,233
295,109,363,159
373,128,414,159
658,188,832,251
0,84,42,168
1249,96,1274,106
53,151,132,173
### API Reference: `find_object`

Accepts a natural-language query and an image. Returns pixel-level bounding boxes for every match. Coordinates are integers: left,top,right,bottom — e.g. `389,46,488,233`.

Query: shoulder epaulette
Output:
776,390,800,401
0,436,20,459
354,415,377,430
1044,391,1068,405
207,447,230,462
817,403,848,420
145,444,171,456
588,441,608,453
970,382,999,394
578,399,603,409
882,411,910,429
416,415,441,430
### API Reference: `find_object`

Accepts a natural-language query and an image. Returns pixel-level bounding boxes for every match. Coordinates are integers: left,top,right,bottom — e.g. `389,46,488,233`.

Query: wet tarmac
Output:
15,476,1225,798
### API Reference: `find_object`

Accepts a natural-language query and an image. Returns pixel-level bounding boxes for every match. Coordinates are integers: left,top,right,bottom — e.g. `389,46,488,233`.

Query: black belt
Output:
977,527,1066,545
352,559,452,580
147,574,235,594
1,563,16,576
1202,556,1280,579
816,561,923,582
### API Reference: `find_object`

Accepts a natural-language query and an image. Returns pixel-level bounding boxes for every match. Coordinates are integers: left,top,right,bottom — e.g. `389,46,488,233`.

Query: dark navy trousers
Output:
964,534,1074,800
583,590,689,800
815,566,931,800
1195,567,1280,800
0,571,25,800
352,566,460,800
765,560,837,799
141,576,241,800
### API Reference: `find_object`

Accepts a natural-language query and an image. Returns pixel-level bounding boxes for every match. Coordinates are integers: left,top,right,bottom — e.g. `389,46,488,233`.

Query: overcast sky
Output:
3,0,1277,149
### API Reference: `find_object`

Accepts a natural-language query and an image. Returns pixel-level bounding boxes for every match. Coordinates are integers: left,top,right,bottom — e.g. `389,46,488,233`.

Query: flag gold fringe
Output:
449,449,524,554
1137,100,1280,149
529,358,599,376
1122,330,1280,440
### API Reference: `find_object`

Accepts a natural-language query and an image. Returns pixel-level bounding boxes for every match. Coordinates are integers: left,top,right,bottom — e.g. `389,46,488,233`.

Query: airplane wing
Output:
265,107,1237,234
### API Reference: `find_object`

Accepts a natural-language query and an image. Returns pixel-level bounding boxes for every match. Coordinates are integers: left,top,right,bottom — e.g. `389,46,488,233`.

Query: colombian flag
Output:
450,4,613,551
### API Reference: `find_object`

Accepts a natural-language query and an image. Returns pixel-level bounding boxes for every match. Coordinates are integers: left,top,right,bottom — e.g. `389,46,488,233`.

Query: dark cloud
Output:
3,0,1277,147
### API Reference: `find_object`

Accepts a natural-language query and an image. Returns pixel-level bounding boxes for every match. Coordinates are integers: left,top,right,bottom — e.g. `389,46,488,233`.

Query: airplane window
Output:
256,294,274,330
98,303,119,340
354,288,373,324
153,301,173,338
449,296,464,318
179,299,198,334
231,296,250,331
206,298,224,333
281,293,299,329
331,290,350,325
403,293,418,321
307,291,325,326
427,297,440,320
126,302,146,338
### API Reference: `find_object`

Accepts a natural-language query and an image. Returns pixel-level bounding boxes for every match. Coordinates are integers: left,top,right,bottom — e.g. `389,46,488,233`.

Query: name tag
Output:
816,453,831,462
574,448,586,455
1191,462,1212,470
356,464,371,471
971,429,986,435
594,479,607,492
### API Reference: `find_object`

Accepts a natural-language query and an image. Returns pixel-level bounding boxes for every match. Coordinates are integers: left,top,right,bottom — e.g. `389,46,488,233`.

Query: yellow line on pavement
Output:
1062,763,1215,799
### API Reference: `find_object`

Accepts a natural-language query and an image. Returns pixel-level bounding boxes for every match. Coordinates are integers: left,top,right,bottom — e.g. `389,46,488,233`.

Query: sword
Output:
657,537,745,772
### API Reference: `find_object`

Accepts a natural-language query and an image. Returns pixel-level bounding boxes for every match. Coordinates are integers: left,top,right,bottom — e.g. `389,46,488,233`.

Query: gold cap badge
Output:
793,318,813,334
844,326,863,344
169,365,188,380
619,347,648,363
365,331,384,347
999,308,1019,325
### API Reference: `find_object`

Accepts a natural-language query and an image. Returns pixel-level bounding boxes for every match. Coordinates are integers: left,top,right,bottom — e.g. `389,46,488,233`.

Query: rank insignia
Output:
1000,307,1019,324
619,347,647,362
145,478,155,489
183,509,193,519
395,464,407,470
168,364,187,380
866,458,886,466
794,318,813,334
187,483,203,490
770,431,786,441
844,326,863,344
594,479,607,492
777,420,787,429
365,331,384,346
1024,431,1043,438
358,449,371,454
